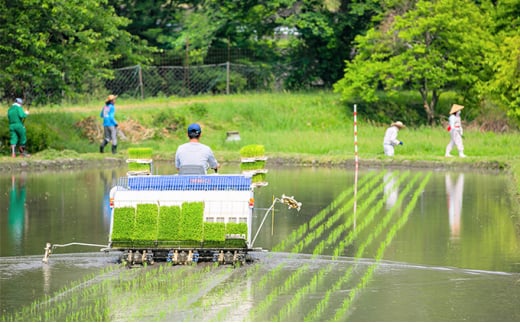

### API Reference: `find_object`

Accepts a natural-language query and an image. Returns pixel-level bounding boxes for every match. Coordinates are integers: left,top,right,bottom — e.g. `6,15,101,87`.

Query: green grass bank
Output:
1,91,519,210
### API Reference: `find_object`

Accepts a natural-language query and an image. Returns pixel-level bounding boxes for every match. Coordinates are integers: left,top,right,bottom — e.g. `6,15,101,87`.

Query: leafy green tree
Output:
0,0,151,105
484,0,520,124
334,0,495,125
278,0,382,89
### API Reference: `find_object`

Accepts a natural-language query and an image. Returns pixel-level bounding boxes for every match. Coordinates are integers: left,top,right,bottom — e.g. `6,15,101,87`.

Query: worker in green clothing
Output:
7,98,30,157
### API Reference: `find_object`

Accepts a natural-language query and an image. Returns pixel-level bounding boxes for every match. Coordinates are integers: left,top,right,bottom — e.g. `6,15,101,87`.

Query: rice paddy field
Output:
1,165,519,322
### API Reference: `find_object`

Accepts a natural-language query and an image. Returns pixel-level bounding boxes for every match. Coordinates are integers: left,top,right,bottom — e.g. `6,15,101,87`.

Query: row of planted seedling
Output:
330,172,432,321
273,172,429,321
247,171,389,320
271,171,375,252
4,171,432,322
248,171,432,321
111,201,247,248
303,172,425,322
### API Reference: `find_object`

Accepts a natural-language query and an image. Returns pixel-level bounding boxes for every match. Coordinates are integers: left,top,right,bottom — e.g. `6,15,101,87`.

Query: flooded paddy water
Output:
1,162,519,321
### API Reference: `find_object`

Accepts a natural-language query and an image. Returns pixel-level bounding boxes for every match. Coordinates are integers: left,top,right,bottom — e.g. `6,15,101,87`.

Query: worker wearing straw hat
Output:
383,121,405,157
445,104,466,158
99,94,118,154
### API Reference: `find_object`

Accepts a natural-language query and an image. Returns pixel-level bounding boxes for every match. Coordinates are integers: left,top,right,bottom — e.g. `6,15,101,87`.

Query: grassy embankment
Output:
1,91,519,200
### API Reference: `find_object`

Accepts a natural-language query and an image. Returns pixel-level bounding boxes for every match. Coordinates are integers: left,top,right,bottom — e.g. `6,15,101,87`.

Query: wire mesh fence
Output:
106,62,275,99
1,47,282,105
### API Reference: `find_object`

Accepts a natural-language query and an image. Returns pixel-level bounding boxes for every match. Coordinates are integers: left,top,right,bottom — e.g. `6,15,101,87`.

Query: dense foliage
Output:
0,0,151,105
1,0,519,126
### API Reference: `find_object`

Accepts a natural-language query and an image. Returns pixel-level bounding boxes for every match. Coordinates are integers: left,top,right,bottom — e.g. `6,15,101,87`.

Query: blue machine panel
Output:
122,175,252,191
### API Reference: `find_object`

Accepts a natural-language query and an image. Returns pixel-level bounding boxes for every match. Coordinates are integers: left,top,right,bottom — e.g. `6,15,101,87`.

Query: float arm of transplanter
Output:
42,242,110,263
250,194,302,248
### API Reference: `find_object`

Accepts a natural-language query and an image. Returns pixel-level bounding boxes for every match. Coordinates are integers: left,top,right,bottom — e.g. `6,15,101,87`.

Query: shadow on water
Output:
1,163,519,321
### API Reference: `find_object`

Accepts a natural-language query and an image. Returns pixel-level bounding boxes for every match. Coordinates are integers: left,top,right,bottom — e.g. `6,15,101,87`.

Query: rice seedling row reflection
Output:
248,172,383,320
332,172,432,321
272,173,374,252
304,172,425,322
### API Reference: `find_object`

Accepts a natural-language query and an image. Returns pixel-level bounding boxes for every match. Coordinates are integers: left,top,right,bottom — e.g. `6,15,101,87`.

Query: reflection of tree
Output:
445,173,464,239
8,174,27,251
384,172,398,210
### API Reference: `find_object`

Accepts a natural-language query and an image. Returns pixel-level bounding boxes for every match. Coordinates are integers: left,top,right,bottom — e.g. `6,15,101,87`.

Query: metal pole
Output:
226,61,230,95
138,65,144,99
353,104,359,229
271,195,274,236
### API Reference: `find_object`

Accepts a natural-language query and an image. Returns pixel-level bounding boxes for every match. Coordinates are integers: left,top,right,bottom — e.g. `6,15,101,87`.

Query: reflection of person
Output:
383,121,405,157
7,98,30,157
8,174,27,247
445,104,466,158
175,123,220,174
99,94,118,154
445,173,464,239
384,172,398,209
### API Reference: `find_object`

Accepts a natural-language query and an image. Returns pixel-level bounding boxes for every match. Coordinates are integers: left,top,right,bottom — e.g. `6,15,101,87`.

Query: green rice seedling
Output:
134,204,159,244
111,206,136,244
157,205,182,244
252,173,266,183
304,173,428,321
239,144,265,158
290,171,386,254
330,171,411,258
240,160,266,171
180,201,204,242
272,172,375,252
331,173,432,322
127,147,153,159
225,222,248,247
127,162,151,172
203,222,226,247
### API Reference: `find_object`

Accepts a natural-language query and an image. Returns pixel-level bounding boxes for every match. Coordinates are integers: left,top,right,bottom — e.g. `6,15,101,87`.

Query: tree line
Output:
0,0,518,126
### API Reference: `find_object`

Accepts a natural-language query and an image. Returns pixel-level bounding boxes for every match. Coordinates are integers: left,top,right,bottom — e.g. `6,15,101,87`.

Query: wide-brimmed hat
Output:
449,104,464,114
106,94,118,102
391,121,405,129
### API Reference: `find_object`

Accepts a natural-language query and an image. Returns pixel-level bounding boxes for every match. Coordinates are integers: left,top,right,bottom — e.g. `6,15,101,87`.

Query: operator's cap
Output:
15,98,23,105
187,123,202,134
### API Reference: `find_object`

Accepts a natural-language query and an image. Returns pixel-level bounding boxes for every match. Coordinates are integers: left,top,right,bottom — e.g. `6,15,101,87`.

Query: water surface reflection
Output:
0,164,519,321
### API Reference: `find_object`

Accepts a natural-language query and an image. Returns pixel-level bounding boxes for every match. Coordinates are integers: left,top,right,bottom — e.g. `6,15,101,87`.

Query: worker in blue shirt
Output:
100,94,118,154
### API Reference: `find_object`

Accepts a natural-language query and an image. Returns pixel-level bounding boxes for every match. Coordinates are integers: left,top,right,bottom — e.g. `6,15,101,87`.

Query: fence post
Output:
138,65,144,99
226,61,230,95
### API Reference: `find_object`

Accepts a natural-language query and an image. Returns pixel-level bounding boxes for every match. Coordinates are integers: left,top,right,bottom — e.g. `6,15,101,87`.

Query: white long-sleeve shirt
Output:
383,126,401,146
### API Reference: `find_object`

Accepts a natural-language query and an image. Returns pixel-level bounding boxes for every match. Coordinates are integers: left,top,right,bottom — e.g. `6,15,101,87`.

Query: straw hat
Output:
449,104,464,114
391,121,405,129
106,94,118,102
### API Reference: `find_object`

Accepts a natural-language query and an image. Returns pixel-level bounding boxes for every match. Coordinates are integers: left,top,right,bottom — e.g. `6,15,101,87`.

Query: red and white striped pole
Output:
353,104,359,228
354,104,359,171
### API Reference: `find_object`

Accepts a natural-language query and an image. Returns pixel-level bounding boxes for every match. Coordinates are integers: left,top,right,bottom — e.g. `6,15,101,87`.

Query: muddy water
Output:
1,163,519,321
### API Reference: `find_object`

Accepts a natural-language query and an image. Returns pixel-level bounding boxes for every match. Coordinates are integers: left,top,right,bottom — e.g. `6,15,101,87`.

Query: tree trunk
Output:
420,89,434,125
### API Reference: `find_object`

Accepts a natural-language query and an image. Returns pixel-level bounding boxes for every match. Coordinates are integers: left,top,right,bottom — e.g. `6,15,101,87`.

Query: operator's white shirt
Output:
175,142,218,172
